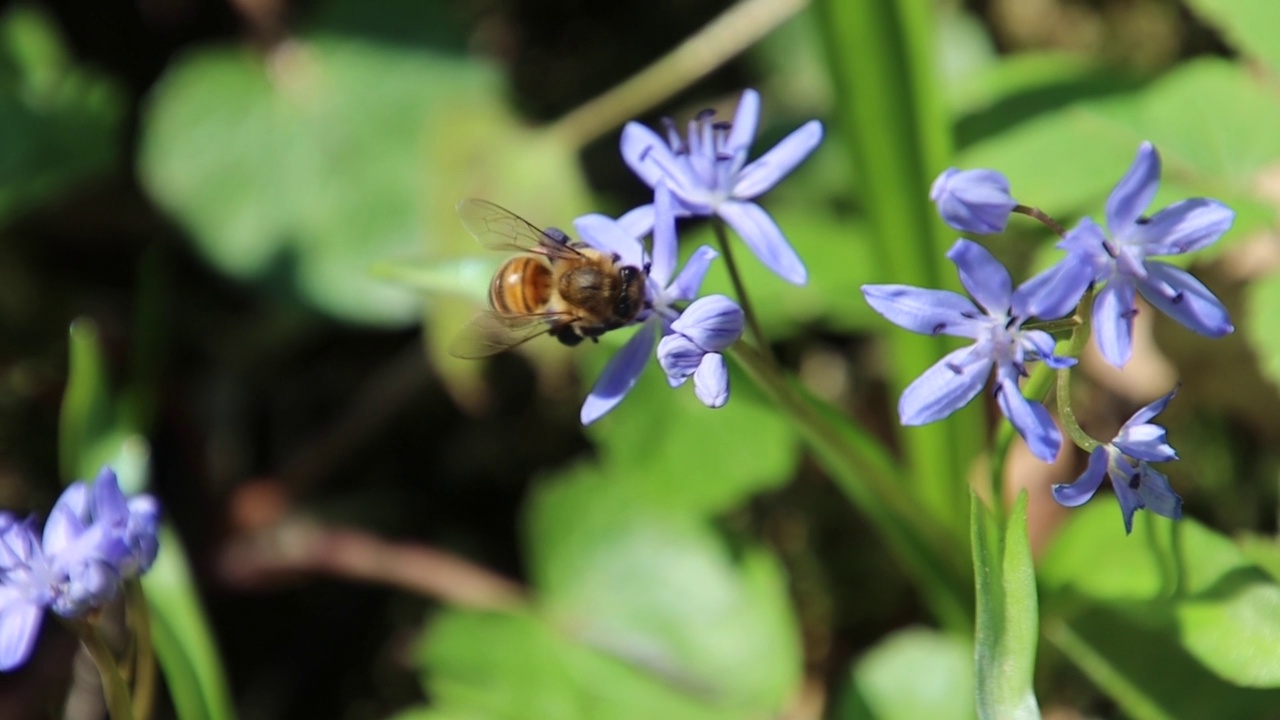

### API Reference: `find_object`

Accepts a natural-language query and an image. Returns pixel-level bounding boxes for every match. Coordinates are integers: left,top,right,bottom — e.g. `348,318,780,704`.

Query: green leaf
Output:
1245,272,1280,393
837,626,975,720
525,466,802,714
1183,0,1280,76
0,7,123,221
420,609,743,720
971,491,1040,720
582,347,799,515
1043,503,1280,689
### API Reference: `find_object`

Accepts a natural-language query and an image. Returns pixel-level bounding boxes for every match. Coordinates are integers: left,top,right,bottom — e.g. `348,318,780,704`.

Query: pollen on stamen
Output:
1169,291,1185,305
1122,307,1140,320
945,362,965,375
696,108,716,121
930,322,947,335
1128,472,1142,489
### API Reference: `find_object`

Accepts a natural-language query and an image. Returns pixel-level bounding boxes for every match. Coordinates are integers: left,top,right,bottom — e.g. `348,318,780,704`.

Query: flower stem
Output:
711,216,778,374
1013,204,1067,237
67,617,137,720
125,581,156,720
1056,289,1100,452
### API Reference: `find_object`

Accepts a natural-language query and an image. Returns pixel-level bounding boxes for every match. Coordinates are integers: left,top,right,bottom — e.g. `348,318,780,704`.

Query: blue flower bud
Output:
930,168,1017,234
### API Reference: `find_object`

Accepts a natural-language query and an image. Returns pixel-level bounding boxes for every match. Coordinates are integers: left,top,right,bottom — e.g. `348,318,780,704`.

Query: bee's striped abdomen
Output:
490,256,552,317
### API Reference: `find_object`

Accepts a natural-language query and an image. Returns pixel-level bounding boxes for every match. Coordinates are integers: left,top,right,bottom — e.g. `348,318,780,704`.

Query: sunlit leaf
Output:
1183,0,1280,77
837,626,975,720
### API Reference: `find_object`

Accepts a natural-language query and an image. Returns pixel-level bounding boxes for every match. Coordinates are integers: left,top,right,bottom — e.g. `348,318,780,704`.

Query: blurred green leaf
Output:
837,626,975,720
1183,0,1280,76
526,466,802,714
582,346,799,515
1043,503,1280,688
1245,273,1280,393
0,7,123,221
971,491,1040,719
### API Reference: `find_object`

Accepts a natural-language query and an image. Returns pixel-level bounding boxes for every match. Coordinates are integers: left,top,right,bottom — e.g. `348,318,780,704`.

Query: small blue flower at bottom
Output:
657,294,744,408
862,239,1079,462
0,467,160,671
1052,388,1182,534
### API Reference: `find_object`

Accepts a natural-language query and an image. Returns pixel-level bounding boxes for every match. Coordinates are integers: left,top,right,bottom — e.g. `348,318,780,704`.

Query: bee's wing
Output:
456,199,583,260
448,310,577,359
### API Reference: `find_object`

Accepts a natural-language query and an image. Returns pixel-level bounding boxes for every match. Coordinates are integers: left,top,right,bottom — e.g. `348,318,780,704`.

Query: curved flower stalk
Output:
574,183,740,424
862,240,1079,463
618,88,823,285
0,467,159,671
1053,388,1182,533
1047,142,1235,367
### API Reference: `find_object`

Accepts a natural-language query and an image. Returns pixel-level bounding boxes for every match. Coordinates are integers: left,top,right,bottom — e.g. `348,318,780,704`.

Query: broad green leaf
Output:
526,467,802,714
1183,0,1280,76
582,345,799,515
837,626,975,720
420,609,744,720
386,708,484,720
0,7,123,221
1245,272,1280,393
1043,503,1280,688
971,491,1040,720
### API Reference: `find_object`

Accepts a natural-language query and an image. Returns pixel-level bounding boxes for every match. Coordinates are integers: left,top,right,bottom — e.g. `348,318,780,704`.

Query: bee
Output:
448,200,650,359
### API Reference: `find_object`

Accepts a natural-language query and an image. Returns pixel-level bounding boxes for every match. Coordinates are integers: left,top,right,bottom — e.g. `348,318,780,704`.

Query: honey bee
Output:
448,200,650,359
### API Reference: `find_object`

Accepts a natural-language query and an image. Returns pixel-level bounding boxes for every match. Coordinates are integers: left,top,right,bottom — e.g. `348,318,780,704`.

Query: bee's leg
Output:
611,252,621,263
643,261,651,275
551,325,584,347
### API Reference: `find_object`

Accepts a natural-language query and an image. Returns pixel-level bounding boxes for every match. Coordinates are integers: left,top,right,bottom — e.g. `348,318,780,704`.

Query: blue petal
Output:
1113,421,1177,463
861,284,984,338
1107,142,1160,237
1053,446,1110,507
124,495,161,575
1020,330,1076,370
930,168,1017,234
91,467,128,523
620,122,700,201
42,483,88,556
1092,279,1137,368
947,239,1012,313
649,183,679,287
1136,261,1234,338
1107,454,1144,535
693,353,730,408
0,594,43,671
572,214,646,269
732,120,824,199
1014,254,1094,320
995,376,1062,463
1125,386,1178,427
667,246,718,302
898,346,992,425
671,295,743,351
1135,464,1183,523
1057,218,1112,269
726,89,761,155
580,321,658,425
717,201,807,285
1132,198,1235,256
617,203,655,243
656,332,701,387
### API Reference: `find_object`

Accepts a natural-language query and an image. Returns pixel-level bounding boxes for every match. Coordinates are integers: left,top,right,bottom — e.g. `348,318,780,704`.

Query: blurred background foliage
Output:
3,0,1280,718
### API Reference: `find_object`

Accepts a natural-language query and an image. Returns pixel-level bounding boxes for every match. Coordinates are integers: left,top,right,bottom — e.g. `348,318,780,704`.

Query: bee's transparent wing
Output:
448,310,576,359
456,199,581,260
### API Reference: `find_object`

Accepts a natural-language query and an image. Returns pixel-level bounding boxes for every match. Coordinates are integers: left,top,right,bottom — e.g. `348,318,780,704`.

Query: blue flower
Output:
1052,388,1182,534
575,183,721,424
1052,142,1235,367
619,89,823,286
930,168,1018,234
656,294,744,408
0,468,160,672
862,240,1079,462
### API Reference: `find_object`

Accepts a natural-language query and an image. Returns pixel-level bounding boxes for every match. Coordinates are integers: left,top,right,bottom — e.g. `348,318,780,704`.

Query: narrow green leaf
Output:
59,320,113,482
972,491,1040,720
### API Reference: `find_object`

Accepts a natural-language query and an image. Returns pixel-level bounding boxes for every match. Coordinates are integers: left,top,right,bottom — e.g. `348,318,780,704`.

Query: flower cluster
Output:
865,142,1233,531
0,467,160,671
574,90,823,424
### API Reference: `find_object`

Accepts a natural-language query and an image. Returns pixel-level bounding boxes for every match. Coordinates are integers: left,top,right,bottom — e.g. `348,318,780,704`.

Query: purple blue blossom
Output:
656,294,744,408
930,168,1018,234
0,467,160,672
862,240,1079,462
618,89,823,286
575,183,732,424
1052,388,1182,533
1049,142,1235,367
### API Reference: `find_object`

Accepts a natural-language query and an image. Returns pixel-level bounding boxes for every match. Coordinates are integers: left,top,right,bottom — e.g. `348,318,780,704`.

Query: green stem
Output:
1056,289,1100,452
68,617,137,720
125,581,157,720
711,217,777,373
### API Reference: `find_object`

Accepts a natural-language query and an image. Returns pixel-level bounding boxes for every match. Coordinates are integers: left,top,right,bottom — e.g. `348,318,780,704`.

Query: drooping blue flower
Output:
619,89,823,286
656,294,744,408
1050,142,1235,367
1053,388,1182,533
575,183,722,424
929,168,1018,234
862,240,1080,462
0,468,160,671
